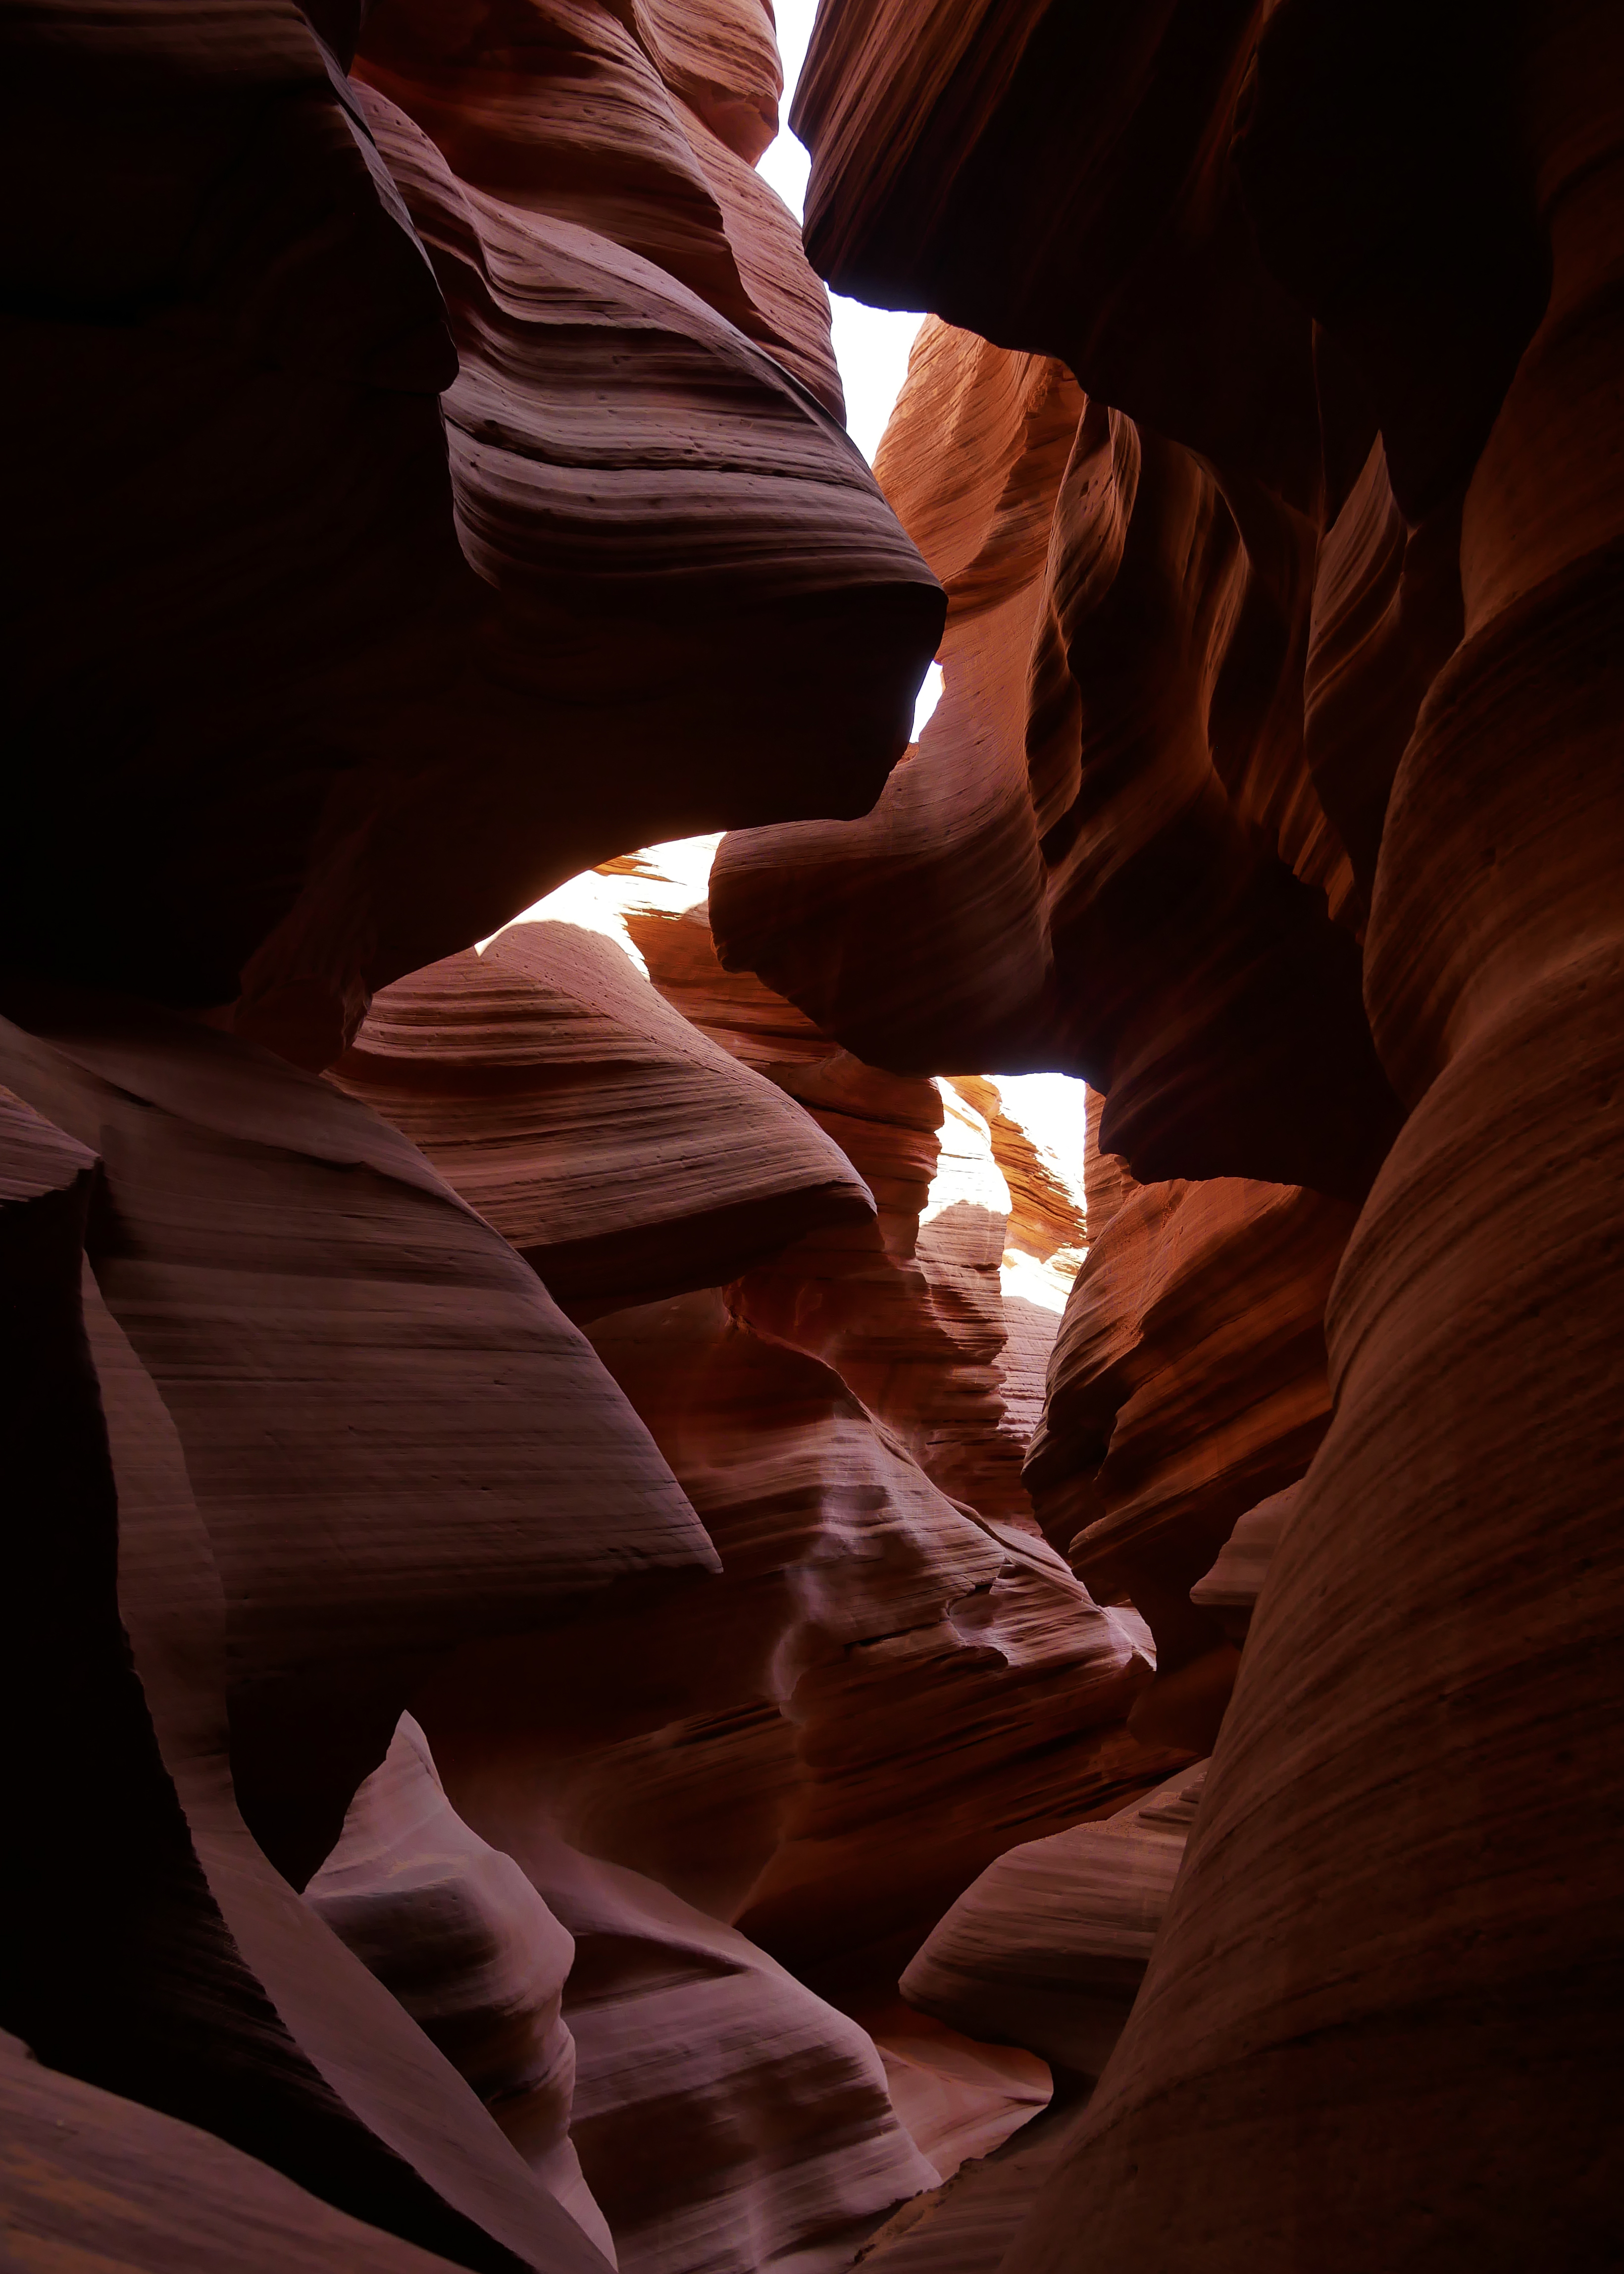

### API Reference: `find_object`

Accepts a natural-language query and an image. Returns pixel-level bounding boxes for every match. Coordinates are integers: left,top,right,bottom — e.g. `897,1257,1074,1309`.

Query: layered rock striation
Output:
6,0,1621,2267
5,0,941,1067
708,0,1624,2266
342,866,1162,2032
0,0,957,2265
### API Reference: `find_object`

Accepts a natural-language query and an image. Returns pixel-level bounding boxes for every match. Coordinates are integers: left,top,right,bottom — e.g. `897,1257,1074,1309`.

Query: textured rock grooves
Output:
3,0,1620,2271
719,0,1620,2265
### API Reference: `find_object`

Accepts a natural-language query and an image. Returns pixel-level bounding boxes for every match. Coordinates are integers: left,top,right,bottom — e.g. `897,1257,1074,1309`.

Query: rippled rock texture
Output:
4,0,941,1069
344,861,1165,2031
707,0,1624,2267
6,0,1621,2268
1,0,962,2265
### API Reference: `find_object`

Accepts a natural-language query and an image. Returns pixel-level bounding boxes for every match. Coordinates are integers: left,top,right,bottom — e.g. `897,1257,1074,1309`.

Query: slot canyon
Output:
2,0,1621,2268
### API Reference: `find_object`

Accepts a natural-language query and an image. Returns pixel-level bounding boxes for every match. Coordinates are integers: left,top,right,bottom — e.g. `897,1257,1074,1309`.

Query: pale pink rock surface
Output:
308,1716,615,2261
420,1774,941,2274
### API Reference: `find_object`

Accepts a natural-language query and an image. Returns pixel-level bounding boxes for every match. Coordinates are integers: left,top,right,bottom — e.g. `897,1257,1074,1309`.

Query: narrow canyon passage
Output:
2,2,1620,2272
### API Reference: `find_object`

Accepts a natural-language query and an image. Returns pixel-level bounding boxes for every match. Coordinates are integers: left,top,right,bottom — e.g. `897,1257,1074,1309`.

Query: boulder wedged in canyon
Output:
6,0,941,1068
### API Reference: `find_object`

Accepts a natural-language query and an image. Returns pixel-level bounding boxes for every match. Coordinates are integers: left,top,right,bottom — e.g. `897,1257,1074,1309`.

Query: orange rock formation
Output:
4,0,1620,2268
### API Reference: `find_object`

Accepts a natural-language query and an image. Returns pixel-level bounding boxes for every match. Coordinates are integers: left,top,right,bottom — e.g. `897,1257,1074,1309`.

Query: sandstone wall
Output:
4,0,1619,2268
706,0,1624,2265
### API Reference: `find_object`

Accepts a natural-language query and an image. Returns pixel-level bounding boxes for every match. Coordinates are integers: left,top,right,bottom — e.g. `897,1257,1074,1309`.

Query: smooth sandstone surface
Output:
1189,1485,1300,1645
1,0,1002,2266
7,0,1620,2265
5,0,941,1068
845,2097,1091,2274
1025,1177,1352,1750
0,1030,626,2273
414,1275,1162,2018
305,849,1129,2259
733,0,1620,2264
867,2009,1051,2184
621,867,1085,1530
0,997,712,1884
431,1785,942,2274
710,317,1398,1197
900,1765,1207,2080
330,918,875,1318
308,1716,615,2261
746,0,1621,2269
0,2028,470,2274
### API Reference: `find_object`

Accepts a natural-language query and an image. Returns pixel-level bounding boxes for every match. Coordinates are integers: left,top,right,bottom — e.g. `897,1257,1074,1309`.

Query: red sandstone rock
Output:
319,869,1148,2050
0,1028,633,2271
1001,4,1624,2269
621,875,1083,1529
1080,1082,1135,1240
330,918,874,1318
0,994,712,1884
1024,1177,1352,1752
865,2007,1051,2183
0,2029,470,2274
410,1280,1160,2017
354,0,838,416
950,1076,1087,1515
1301,440,1464,923
307,1715,613,2260
630,0,784,165
0,986,971,2274
5,0,940,1068
899,1763,1207,2081
10,0,1618,2263
847,2097,1090,2274
791,0,1320,507
1188,1483,1299,1647
423,1766,941,2274
710,320,1398,1195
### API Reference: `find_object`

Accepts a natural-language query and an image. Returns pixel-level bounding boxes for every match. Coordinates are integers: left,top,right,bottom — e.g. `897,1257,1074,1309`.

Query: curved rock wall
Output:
1006,5,1624,2263
343,868,1165,2033
0,1,956,2266
4,0,942,1069
5,0,1618,2267
708,0,1623,2266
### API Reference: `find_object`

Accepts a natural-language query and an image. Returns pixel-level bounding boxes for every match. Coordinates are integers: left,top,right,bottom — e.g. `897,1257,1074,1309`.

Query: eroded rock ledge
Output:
3,0,1620,2271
